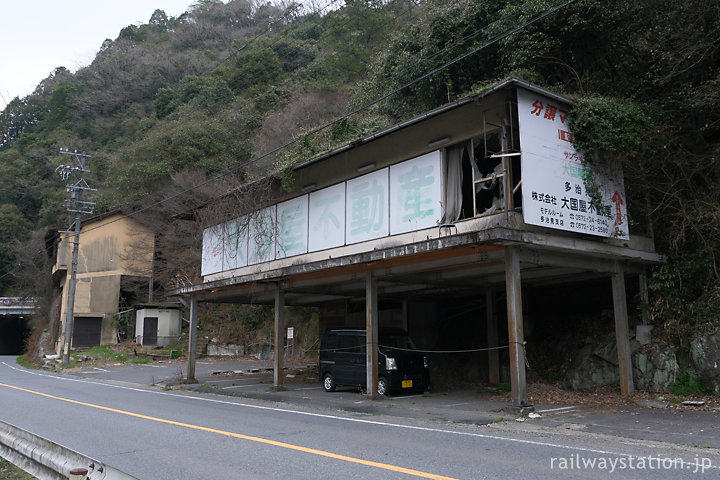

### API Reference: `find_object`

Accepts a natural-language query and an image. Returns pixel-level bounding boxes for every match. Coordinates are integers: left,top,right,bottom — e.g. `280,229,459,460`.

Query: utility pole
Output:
56,150,96,366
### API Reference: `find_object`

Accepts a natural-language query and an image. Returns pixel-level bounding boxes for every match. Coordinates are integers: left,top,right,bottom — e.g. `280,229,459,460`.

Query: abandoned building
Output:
48,210,155,351
171,77,663,406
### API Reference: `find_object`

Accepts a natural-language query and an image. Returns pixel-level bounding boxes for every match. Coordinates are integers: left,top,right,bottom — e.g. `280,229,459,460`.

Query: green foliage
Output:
224,43,284,92
650,260,720,345
0,0,718,357
570,96,654,158
272,37,317,72
15,354,36,370
154,88,180,119
106,110,248,208
372,0,503,115
0,457,34,480
82,346,128,363
0,203,31,293
42,83,77,131
669,371,710,396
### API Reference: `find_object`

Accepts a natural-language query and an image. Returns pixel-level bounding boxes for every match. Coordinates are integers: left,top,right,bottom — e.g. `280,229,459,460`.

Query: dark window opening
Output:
472,133,504,216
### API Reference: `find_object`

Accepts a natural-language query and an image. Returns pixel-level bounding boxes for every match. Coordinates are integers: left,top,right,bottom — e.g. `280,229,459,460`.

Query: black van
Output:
318,328,429,395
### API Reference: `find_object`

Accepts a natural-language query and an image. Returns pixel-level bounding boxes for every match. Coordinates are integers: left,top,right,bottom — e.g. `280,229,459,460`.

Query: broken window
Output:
442,127,522,223
470,132,504,216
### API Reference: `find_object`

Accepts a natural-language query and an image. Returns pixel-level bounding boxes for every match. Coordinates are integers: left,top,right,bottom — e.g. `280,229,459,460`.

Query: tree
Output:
0,203,30,294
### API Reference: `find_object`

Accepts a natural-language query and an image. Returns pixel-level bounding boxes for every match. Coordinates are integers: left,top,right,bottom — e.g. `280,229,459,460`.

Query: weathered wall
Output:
55,213,154,350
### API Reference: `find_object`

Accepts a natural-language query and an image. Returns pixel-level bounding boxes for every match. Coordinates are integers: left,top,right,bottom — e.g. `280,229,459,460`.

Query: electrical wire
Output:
84,0,578,232
0,0,578,282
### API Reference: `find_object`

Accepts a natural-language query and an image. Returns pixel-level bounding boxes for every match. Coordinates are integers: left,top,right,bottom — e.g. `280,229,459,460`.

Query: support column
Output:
505,246,528,406
486,290,500,385
639,269,650,325
186,297,198,383
612,269,634,394
274,284,285,387
365,272,379,397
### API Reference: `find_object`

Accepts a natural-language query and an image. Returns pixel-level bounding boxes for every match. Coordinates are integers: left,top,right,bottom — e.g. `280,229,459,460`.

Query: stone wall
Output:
561,325,720,393
691,328,720,395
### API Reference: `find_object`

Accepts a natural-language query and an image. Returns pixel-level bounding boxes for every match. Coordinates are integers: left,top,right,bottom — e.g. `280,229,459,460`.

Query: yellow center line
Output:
0,382,459,480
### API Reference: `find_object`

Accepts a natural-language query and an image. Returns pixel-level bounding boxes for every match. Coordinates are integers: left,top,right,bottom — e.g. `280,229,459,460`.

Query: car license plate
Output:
402,380,413,388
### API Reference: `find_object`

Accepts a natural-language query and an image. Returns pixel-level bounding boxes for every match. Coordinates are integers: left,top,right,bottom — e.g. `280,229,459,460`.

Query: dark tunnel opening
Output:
0,316,31,355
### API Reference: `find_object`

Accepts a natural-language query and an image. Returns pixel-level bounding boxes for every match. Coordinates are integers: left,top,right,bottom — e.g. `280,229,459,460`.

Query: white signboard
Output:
248,206,277,265
201,225,224,276
201,151,445,276
277,195,309,258
309,183,346,252
390,151,443,235
346,168,389,244
223,217,248,270
517,88,629,239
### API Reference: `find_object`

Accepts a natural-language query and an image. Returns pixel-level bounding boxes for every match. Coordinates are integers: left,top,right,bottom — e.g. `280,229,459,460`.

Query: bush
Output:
669,371,709,396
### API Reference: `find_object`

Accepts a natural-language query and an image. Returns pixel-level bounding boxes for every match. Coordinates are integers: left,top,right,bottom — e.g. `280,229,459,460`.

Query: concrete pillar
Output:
612,270,634,394
365,271,379,396
187,297,198,382
274,284,285,387
505,246,528,406
486,289,500,385
639,269,650,325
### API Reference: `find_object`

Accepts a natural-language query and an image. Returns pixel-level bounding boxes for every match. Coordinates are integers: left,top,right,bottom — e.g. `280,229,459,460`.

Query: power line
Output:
0,0,578,282
121,0,578,221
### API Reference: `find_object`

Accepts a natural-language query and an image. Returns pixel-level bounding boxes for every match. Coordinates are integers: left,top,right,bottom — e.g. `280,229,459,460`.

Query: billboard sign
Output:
517,88,629,239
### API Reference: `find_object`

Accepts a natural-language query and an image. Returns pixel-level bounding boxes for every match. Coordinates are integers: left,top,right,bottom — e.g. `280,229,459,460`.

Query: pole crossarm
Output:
56,149,95,366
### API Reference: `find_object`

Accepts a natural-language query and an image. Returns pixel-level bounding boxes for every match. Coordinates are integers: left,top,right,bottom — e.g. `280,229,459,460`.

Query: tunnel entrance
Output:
0,316,31,354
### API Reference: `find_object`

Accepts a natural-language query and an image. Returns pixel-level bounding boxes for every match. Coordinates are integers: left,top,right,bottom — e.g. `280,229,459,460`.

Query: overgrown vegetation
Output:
1,0,719,364
669,371,710,396
0,458,34,480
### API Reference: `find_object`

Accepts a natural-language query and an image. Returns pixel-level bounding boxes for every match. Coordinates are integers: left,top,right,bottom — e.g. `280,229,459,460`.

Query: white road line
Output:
2,361,718,470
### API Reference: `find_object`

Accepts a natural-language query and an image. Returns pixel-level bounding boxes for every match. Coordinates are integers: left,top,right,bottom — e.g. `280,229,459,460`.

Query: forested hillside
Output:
1,0,718,351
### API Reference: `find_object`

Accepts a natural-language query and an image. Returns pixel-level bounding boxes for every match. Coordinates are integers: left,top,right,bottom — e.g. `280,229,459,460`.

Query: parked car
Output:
318,328,429,395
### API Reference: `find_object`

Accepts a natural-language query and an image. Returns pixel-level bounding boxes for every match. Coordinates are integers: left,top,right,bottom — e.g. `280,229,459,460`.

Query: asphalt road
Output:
1,356,719,479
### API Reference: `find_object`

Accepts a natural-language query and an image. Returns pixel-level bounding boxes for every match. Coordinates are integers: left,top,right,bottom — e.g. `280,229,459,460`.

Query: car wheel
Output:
377,377,389,396
322,373,336,392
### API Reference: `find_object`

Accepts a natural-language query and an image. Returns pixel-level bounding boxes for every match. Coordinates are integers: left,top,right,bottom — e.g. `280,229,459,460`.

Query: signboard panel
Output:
390,151,443,235
201,225,224,276
517,88,629,239
277,195,309,258
309,183,346,252
346,168,389,244
223,217,248,270
201,151,445,275
248,206,277,265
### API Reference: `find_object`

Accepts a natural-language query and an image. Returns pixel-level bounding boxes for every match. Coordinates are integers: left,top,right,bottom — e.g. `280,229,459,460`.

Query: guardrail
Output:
0,420,137,480
0,297,37,316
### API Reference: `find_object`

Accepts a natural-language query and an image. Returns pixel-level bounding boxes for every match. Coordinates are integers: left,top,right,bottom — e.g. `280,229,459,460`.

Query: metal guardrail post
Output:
0,420,137,480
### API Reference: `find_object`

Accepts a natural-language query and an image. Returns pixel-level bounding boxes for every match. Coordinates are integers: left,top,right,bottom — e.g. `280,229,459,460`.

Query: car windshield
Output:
379,334,417,350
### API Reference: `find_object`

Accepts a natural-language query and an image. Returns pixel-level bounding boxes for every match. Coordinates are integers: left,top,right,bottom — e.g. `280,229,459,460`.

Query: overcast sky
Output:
1,0,198,109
